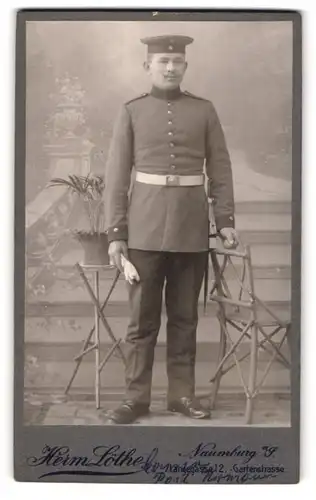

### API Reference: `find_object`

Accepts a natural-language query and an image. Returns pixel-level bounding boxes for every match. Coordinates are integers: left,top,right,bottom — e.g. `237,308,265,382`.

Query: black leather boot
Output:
107,401,150,424
168,397,211,419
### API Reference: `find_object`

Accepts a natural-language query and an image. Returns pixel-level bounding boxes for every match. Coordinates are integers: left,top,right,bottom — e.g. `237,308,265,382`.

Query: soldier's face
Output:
144,53,188,89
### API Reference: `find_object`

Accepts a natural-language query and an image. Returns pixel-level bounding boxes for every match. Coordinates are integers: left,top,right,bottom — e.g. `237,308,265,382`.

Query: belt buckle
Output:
166,175,180,186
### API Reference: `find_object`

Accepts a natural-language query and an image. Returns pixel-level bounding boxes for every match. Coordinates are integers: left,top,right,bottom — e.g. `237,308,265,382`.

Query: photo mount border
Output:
14,9,302,484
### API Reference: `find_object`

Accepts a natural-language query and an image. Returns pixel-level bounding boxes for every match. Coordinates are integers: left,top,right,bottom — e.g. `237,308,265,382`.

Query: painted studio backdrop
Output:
24,21,292,426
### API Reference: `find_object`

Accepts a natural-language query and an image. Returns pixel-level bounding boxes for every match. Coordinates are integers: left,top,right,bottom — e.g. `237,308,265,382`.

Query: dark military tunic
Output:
105,86,235,251
105,85,235,404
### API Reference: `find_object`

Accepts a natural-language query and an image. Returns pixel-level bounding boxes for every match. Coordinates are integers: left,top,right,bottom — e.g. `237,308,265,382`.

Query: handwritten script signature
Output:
26,442,285,483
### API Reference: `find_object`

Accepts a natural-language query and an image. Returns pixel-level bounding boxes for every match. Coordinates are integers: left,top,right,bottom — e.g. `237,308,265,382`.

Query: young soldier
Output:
105,35,238,424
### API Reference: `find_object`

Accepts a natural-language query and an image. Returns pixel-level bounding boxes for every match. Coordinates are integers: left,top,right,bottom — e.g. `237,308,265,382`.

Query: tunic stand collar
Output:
150,86,182,100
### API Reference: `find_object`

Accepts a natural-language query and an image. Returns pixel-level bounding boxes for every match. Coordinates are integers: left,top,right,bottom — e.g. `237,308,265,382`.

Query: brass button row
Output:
168,102,176,171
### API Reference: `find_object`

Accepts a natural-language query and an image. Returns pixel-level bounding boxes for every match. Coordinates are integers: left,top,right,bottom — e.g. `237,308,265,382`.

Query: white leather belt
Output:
135,171,205,187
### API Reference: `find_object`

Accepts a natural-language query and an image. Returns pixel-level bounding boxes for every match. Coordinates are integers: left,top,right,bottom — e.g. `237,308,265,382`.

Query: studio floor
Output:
24,391,291,427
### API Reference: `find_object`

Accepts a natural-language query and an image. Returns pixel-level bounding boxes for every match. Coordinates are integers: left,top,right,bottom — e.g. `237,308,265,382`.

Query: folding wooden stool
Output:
208,242,291,424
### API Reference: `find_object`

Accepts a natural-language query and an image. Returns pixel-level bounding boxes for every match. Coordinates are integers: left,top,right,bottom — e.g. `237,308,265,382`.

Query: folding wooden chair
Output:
208,241,291,424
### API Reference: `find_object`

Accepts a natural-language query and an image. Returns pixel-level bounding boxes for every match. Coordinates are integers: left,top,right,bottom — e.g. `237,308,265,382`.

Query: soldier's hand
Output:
108,240,128,272
219,227,239,249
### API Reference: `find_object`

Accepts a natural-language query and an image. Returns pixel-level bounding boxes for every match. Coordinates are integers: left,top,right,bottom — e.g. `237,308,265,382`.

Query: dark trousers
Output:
124,250,208,405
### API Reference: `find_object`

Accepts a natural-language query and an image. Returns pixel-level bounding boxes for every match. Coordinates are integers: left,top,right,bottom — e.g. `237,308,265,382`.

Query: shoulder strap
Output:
183,90,209,102
125,93,149,105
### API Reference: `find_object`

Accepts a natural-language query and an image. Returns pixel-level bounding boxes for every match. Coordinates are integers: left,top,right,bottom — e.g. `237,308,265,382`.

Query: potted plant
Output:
48,173,109,265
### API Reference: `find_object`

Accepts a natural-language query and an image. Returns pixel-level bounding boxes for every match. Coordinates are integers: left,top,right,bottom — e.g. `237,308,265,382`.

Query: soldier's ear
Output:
143,61,150,72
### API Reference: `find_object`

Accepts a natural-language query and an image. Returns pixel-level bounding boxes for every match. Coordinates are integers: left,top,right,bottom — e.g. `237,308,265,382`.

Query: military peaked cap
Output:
141,35,194,54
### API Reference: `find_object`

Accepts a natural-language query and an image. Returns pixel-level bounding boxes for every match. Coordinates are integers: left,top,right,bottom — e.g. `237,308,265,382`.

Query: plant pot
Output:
74,231,109,266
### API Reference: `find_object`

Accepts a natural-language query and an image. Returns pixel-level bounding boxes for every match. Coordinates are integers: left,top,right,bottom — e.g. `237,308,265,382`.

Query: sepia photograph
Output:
22,17,294,430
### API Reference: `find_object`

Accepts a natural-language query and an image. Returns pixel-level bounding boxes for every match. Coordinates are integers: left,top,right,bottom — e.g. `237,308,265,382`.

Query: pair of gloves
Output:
109,241,140,284
120,254,140,285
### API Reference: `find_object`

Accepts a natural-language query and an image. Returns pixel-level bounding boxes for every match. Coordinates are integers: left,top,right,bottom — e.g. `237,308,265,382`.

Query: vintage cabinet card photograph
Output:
14,9,301,484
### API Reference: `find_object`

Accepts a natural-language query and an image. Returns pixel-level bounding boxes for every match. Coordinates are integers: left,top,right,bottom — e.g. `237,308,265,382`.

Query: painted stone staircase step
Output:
26,300,291,319
54,243,292,269
235,200,291,214
24,359,291,394
25,312,291,363
25,314,291,344
26,276,291,305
